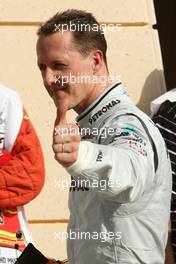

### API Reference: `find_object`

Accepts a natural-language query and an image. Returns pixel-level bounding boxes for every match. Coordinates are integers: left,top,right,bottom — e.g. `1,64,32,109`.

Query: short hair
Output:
37,9,108,67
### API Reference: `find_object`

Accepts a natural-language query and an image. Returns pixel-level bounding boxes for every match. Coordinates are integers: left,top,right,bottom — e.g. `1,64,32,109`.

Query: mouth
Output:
47,85,64,95
46,82,69,98
51,85,68,99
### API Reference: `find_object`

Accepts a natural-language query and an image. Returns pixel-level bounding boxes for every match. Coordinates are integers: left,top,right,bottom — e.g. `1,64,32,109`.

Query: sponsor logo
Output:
96,150,103,162
89,99,120,124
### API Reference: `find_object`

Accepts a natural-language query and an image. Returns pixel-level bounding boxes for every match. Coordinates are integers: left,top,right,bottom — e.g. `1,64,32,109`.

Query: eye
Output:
52,62,67,70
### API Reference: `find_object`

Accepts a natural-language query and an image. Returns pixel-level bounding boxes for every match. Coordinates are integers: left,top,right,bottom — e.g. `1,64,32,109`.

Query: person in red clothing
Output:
0,84,45,261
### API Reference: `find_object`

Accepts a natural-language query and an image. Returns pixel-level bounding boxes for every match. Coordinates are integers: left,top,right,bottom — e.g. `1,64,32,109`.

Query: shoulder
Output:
0,84,22,107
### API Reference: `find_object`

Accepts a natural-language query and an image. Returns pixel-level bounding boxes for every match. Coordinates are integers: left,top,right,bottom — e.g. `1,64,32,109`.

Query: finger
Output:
52,143,63,153
53,133,80,144
53,142,80,153
54,152,78,167
55,99,69,126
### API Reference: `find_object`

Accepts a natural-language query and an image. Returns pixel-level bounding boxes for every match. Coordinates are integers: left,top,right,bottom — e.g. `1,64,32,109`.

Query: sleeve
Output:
66,114,156,203
0,109,45,209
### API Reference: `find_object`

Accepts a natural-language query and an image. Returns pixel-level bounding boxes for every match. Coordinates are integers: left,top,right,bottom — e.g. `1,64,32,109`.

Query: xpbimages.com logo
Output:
54,74,121,87
54,177,122,191
54,125,120,140
54,230,122,243
53,21,122,35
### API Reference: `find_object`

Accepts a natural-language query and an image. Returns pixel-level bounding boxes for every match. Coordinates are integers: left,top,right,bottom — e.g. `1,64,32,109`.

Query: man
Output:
0,84,45,260
36,9,172,264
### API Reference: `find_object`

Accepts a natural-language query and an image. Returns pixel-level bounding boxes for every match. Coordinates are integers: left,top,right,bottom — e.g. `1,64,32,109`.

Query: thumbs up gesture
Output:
52,100,81,167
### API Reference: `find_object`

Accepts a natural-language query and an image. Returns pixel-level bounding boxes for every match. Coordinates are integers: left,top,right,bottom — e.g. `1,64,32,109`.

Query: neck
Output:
74,77,113,114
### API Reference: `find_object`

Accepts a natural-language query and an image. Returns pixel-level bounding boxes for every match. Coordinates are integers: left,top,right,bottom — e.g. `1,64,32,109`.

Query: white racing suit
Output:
66,81,172,264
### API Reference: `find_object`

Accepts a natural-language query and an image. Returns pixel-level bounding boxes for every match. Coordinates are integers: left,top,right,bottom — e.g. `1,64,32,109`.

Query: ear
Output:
91,50,103,72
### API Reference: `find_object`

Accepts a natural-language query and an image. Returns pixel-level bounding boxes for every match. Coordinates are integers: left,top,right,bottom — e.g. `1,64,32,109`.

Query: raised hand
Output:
53,100,81,167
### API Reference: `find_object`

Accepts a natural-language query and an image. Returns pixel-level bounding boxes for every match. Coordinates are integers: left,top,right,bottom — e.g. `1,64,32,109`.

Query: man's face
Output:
36,32,95,111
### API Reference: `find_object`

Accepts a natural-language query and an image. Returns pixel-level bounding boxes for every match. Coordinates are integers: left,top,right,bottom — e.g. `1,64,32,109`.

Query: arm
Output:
0,109,45,209
65,114,156,203
67,143,152,202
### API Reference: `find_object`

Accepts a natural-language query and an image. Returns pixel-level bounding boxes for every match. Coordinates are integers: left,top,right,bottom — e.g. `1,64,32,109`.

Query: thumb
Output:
55,100,69,126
